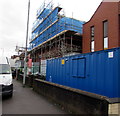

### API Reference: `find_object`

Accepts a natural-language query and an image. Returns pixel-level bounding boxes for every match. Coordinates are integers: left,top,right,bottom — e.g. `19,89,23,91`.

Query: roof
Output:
84,2,102,25
84,1,120,25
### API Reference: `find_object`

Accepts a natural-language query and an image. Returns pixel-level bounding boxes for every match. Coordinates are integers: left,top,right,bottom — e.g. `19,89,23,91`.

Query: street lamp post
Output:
23,0,30,86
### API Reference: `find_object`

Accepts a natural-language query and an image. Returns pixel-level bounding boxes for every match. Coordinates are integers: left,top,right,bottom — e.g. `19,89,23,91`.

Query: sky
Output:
0,0,103,58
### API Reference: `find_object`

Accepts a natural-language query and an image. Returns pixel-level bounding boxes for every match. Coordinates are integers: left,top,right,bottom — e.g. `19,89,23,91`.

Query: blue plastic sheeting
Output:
38,8,51,20
37,2,53,19
30,6,85,50
59,17,84,34
46,47,120,98
30,17,84,49
33,7,59,33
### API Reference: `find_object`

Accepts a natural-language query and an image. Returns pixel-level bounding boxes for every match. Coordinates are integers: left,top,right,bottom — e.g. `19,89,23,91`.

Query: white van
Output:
0,57,13,97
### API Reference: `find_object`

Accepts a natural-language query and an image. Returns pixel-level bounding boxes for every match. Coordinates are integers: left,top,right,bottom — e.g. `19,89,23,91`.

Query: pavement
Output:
2,79,67,114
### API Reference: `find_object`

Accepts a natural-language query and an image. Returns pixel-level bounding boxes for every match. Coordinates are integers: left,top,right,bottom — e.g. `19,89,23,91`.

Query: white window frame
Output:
91,26,95,52
103,20,108,50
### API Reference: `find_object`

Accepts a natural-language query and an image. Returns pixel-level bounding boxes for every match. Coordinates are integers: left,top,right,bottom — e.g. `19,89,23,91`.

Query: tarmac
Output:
2,79,67,115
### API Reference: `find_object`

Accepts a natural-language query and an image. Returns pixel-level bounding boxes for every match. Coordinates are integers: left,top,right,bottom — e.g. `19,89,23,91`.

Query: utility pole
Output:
23,0,30,86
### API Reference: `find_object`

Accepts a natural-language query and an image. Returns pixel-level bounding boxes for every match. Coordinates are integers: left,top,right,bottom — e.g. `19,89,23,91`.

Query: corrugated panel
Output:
40,60,46,76
46,47,120,98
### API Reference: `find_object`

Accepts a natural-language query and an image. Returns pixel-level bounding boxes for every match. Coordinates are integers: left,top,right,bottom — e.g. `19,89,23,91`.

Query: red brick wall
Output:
83,2,120,53
119,2,120,47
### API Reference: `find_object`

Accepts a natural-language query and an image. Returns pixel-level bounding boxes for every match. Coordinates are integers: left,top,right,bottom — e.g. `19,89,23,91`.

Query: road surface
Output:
2,79,67,114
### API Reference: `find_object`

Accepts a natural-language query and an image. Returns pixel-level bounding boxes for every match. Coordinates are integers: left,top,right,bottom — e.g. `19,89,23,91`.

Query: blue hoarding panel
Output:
46,47,120,98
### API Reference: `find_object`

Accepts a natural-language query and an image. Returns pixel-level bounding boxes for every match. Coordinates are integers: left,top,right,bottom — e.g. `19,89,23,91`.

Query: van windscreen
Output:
0,64,11,74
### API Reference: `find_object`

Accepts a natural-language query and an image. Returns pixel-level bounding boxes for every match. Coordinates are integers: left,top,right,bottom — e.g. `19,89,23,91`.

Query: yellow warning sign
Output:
61,59,65,64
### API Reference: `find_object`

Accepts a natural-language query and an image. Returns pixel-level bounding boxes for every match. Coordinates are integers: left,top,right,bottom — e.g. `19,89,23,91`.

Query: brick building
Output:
83,1,120,53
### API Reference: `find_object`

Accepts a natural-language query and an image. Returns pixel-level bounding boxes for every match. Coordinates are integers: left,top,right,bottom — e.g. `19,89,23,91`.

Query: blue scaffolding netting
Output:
29,4,85,50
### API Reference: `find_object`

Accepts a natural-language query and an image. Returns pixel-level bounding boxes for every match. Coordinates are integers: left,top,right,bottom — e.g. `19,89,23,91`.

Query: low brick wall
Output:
16,74,35,87
33,78,109,115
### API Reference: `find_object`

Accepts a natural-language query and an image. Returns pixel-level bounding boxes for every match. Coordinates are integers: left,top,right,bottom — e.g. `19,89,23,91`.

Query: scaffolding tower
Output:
29,1,84,62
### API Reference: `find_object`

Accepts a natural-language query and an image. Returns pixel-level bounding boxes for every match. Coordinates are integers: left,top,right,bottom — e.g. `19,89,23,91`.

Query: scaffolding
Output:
29,1,85,62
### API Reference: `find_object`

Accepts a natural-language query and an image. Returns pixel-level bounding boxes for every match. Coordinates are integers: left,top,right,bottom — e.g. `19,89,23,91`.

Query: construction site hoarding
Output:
46,47,120,99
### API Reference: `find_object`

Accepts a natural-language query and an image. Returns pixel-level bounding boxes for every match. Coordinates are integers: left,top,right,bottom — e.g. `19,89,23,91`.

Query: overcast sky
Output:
0,0,103,58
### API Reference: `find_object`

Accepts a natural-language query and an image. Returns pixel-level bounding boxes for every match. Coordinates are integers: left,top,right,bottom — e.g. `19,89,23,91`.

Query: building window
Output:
103,20,108,50
91,26,95,52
